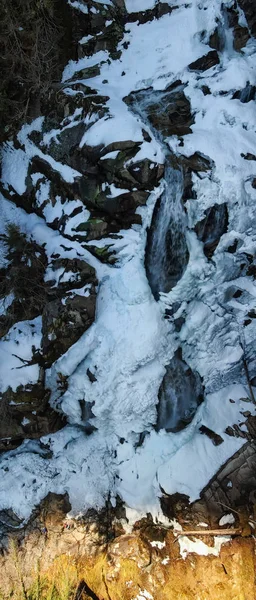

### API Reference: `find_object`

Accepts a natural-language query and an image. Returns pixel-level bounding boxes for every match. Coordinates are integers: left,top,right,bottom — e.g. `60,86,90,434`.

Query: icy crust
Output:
0,0,256,522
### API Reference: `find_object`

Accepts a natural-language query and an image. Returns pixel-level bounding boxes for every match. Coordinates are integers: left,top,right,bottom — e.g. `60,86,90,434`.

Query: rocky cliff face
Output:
0,0,256,576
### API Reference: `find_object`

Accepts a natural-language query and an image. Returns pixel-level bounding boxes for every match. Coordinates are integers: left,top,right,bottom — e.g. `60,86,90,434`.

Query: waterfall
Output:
146,165,187,300
127,90,203,433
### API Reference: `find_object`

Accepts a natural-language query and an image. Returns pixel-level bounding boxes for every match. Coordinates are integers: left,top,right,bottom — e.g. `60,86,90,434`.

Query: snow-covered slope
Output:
0,0,255,522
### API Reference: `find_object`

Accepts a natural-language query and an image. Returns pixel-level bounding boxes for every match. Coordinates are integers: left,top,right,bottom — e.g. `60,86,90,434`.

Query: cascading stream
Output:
127,90,204,432
146,164,187,300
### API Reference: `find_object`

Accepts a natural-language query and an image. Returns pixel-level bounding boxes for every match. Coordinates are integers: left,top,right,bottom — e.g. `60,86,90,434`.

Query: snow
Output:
150,540,165,549
0,293,15,316
1,143,30,195
178,535,231,559
132,591,153,600
219,513,235,526
67,0,88,14
0,0,255,525
125,0,156,12
0,317,42,393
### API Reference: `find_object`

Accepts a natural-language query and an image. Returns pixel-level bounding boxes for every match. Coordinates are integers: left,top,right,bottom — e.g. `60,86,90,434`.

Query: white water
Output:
146,165,187,300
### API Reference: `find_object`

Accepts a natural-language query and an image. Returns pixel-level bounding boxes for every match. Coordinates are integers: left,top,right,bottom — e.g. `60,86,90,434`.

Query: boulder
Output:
237,0,256,37
125,83,194,137
227,6,250,50
156,351,204,433
195,203,229,258
188,50,220,71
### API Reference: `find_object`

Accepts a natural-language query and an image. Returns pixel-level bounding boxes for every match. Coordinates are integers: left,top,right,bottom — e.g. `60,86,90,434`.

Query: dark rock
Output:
156,351,204,433
180,152,212,173
241,153,256,160
227,239,238,253
0,231,48,337
42,286,97,364
199,425,224,446
188,50,220,72
227,5,250,51
90,21,125,58
195,203,229,258
209,26,223,51
0,509,22,529
87,369,97,383
74,217,109,241
201,85,211,95
237,0,256,37
201,441,256,511
127,160,164,187
233,25,250,51
160,491,190,520
49,257,97,292
125,83,194,137
182,170,197,203
0,384,65,452
232,84,256,103
126,2,174,25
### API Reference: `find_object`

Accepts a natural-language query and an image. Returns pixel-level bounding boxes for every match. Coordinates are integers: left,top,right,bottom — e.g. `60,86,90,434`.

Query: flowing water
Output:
128,89,203,432
146,165,187,300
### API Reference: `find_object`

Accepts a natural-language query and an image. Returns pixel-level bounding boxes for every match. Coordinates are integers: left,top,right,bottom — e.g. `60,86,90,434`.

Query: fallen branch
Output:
173,528,241,537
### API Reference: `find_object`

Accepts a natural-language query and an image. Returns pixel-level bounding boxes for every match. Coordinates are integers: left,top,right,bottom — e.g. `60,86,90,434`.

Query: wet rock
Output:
233,25,250,50
232,84,256,103
180,152,213,173
146,166,188,298
195,202,229,258
156,351,204,433
209,26,223,51
227,6,250,51
125,82,194,137
188,50,220,72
